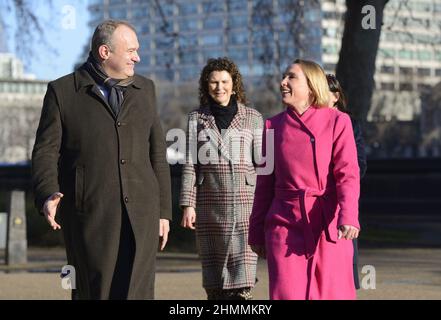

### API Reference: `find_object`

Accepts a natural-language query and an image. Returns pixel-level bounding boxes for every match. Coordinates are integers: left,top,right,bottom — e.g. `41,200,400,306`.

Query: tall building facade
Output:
322,0,441,122
88,0,322,84
0,53,47,163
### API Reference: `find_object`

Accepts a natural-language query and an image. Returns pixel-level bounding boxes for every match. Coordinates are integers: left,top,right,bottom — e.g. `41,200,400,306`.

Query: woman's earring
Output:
233,91,236,95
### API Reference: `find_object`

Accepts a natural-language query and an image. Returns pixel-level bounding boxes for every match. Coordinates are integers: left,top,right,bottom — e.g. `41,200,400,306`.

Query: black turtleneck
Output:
209,96,238,132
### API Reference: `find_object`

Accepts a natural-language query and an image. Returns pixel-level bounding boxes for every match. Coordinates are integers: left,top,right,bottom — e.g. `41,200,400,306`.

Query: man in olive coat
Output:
31,20,172,299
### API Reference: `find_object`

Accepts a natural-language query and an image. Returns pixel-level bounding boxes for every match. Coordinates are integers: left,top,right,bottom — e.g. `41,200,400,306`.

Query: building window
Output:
228,0,248,12
417,68,430,76
131,6,149,19
203,18,223,29
399,50,414,60
138,36,151,50
228,15,247,29
179,51,199,65
381,65,394,74
139,54,150,67
178,3,198,15
227,48,248,63
156,69,174,82
436,69,441,76
155,22,174,34
381,82,395,91
109,8,126,19
399,67,413,76
203,2,224,13
155,3,174,16
417,51,432,61
109,0,127,4
228,32,249,45
417,84,431,92
202,48,224,61
155,37,174,50
201,34,222,46
178,20,198,31
155,52,174,66
179,35,198,49
399,83,413,91
133,23,149,35
180,67,196,81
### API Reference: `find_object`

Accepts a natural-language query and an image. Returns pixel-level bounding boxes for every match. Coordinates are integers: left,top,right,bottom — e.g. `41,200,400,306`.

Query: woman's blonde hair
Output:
293,59,329,107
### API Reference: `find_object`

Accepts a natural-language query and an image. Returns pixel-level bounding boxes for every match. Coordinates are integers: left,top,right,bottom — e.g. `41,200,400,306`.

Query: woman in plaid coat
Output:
180,58,263,300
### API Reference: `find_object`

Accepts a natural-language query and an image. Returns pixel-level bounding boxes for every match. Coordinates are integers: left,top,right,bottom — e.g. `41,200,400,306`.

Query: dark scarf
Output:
209,96,238,132
84,52,134,116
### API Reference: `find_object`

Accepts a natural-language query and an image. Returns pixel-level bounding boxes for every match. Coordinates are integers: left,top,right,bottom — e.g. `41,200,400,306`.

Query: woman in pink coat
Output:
248,59,360,300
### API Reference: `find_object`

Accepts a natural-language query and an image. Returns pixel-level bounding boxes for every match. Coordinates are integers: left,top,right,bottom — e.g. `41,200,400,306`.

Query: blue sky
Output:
6,0,90,81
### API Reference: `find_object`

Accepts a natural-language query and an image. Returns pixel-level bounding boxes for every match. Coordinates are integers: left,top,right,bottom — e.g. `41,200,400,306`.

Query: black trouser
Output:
109,207,136,299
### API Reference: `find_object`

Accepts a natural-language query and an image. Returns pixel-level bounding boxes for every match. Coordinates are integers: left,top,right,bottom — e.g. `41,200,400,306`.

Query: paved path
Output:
0,248,440,300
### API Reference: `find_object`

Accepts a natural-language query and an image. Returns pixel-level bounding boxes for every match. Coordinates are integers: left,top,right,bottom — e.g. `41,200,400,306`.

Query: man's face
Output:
102,25,140,79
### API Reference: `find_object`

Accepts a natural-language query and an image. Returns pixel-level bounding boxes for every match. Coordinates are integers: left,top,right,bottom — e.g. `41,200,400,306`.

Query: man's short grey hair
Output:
91,20,136,60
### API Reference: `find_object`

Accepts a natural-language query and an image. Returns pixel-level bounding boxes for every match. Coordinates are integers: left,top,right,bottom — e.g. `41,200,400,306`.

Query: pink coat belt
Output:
274,187,337,259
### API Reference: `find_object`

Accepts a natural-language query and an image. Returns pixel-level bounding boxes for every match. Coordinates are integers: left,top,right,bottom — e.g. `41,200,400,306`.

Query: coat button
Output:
120,159,126,164
310,137,315,142
124,197,129,203
117,121,121,127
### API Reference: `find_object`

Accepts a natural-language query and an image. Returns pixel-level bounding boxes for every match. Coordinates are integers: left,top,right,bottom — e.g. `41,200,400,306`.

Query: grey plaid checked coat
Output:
180,103,263,290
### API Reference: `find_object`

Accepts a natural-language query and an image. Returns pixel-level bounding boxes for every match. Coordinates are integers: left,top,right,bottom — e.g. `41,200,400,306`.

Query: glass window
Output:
417,68,430,76
417,51,432,61
203,18,223,29
132,6,149,19
109,0,126,4
133,23,149,35
381,65,394,74
156,69,175,81
399,83,413,91
138,36,151,49
228,15,247,29
180,67,197,81
179,35,198,49
227,48,248,62
203,2,224,13
155,3,174,16
179,51,199,65
228,0,248,11
90,7,103,20
201,34,222,46
381,82,395,91
155,52,174,66
436,69,441,76
155,37,174,50
155,21,174,34
109,8,126,19
139,54,150,66
253,29,272,44
399,67,413,75
178,20,198,31
178,3,197,15
228,32,249,45
202,49,223,61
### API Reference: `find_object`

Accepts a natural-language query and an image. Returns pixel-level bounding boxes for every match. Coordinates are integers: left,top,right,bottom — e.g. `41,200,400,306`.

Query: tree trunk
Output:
336,0,389,123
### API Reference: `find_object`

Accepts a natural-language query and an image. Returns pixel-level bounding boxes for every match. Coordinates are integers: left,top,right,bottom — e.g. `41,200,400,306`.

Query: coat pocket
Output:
197,173,204,186
245,172,256,186
75,166,85,212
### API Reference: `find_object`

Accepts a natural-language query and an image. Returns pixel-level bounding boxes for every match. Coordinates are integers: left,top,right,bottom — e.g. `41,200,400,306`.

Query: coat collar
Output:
198,102,247,162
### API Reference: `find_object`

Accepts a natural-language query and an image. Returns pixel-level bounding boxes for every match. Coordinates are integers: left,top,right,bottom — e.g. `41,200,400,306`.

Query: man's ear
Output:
98,45,111,60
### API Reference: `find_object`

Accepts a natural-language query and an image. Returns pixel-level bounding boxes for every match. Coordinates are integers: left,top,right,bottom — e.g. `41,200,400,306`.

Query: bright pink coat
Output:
249,106,360,300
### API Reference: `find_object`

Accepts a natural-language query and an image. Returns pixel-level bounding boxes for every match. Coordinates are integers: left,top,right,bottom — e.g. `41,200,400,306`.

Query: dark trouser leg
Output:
109,207,136,299
353,238,360,290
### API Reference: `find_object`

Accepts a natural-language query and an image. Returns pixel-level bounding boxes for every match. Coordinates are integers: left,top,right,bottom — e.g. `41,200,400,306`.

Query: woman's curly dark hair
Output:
198,57,248,106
